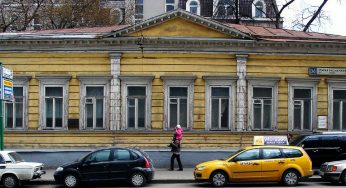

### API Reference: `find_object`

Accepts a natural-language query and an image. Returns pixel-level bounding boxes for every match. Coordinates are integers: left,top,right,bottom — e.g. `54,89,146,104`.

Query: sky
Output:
278,0,346,36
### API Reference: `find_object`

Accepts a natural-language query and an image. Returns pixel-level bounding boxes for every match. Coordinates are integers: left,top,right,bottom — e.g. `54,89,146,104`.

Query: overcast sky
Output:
278,0,346,36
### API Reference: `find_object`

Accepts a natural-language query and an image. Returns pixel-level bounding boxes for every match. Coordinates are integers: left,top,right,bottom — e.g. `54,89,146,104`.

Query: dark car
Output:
290,133,346,168
54,147,154,187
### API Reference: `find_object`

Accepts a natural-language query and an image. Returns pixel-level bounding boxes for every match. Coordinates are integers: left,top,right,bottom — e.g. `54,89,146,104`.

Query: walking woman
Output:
168,136,183,171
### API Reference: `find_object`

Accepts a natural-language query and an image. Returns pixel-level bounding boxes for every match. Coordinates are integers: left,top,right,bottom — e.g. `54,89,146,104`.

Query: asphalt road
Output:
22,182,344,188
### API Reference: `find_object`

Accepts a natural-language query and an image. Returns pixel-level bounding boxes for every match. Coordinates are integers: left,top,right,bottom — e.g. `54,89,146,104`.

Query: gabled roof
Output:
106,9,254,39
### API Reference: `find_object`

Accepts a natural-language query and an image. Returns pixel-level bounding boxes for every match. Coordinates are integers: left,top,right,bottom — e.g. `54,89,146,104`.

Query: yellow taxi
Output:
194,145,313,187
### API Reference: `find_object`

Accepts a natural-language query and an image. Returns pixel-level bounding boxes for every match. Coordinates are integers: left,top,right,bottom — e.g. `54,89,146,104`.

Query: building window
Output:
332,90,346,130
37,75,71,130
135,0,144,23
253,87,272,130
287,77,319,132
204,76,237,131
120,75,154,130
166,0,175,12
169,87,188,129
5,87,24,129
247,77,280,131
77,75,111,130
85,86,105,129
45,87,63,128
162,75,196,130
213,0,235,18
252,0,266,18
186,0,200,15
127,86,146,129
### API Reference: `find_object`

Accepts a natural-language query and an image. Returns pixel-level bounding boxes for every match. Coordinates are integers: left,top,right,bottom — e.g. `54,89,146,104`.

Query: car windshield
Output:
289,135,306,146
8,152,25,163
223,149,244,160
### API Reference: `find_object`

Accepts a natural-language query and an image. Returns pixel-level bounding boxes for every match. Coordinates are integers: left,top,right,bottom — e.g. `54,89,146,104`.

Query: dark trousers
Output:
170,153,183,170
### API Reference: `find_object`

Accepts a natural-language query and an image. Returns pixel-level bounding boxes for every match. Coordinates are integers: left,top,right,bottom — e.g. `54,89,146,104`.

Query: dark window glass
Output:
170,87,187,97
234,149,260,161
294,89,311,99
46,87,63,97
282,149,303,158
212,87,229,97
128,87,146,96
262,148,283,159
253,87,272,98
320,136,340,147
113,149,131,160
302,137,321,148
334,90,346,100
85,150,111,163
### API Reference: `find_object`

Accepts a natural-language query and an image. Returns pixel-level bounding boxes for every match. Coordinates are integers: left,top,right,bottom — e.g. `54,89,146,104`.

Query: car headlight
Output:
196,166,206,171
56,167,64,172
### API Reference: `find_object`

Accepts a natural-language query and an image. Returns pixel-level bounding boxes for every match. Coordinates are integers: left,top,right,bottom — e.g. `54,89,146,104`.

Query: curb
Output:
27,177,326,185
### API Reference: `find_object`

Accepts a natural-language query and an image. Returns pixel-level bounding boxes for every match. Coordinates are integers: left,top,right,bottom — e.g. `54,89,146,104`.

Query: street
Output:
23,182,343,188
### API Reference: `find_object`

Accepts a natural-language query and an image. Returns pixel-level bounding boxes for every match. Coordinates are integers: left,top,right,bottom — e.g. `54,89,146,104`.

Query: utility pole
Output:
0,62,3,150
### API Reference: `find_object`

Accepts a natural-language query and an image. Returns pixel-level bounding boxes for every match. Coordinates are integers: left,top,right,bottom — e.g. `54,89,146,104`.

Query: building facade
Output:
1,10,346,149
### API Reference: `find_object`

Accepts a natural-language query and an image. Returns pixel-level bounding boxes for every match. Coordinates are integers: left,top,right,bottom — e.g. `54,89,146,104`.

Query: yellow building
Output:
1,10,346,149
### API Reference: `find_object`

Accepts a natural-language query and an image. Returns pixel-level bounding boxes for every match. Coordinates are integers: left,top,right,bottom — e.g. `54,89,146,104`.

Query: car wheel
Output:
130,172,147,187
63,173,79,188
340,171,346,185
210,171,228,187
2,174,19,188
282,170,299,186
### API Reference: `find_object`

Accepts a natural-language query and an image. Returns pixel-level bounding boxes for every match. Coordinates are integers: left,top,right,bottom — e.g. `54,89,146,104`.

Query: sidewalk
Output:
32,168,324,184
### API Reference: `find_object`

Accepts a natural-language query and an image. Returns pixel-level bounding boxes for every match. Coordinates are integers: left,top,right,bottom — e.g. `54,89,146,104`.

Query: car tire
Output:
63,173,79,188
210,171,228,187
282,170,299,186
340,171,346,185
2,174,19,188
129,172,147,187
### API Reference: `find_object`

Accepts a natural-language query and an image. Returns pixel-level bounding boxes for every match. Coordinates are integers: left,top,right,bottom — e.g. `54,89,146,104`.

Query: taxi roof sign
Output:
253,136,289,146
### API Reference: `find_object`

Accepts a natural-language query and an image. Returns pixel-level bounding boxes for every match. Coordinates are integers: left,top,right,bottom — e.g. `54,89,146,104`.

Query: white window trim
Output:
4,75,31,130
186,0,201,15
161,75,196,130
165,0,175,12
203,76,237,131
252,0,266,18
77,75,112,130
120,75,154,130
327,78,346,131
287,77,320,132
247,76,280,131
37,75,71,130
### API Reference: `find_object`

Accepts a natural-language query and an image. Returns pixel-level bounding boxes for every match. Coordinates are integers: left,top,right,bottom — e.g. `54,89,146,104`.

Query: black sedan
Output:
54,147,154,187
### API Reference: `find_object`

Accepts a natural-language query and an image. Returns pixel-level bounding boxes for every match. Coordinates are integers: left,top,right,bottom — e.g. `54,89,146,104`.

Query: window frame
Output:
252,0,266,18
247,76,280,131
204,76,237,131
119,75,154,130
37,75,71,130
327,78,346,131
135,0,144,23
77,75,111,130
4,75,31,130
186,0,201,15
161,75,196,130
287,77,319,132
212,0,235,19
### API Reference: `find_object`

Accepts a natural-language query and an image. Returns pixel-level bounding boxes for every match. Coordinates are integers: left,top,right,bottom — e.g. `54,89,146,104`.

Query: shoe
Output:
168,168,174,171
177,169,183,171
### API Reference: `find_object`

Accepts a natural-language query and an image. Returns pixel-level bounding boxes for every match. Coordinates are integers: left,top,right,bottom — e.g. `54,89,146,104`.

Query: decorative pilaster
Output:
236,55,248,131
110,53,122,130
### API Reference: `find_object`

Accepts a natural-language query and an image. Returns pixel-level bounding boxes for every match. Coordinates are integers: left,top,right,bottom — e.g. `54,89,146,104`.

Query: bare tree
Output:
0,0,46,32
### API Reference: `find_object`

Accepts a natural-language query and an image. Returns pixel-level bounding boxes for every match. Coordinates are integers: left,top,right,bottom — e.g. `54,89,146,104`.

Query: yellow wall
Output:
121,53,237,130
0,53,110,129
247,55,346,131
129,18,230,38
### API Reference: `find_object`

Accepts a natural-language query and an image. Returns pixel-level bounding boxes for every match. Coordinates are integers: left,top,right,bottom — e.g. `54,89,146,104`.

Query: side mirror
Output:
301,144,305,148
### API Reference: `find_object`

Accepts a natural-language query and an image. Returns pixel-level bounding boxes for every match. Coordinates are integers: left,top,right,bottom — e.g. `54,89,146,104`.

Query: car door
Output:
261,148,285,181
228,149,262,181
0,154,6,174
319,136,342,164
109,149,139,180
79,149,111,181
300,136,322,168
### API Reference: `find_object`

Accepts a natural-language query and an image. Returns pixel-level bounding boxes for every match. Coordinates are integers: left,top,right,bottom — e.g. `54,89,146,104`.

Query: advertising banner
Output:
253,136,289,146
